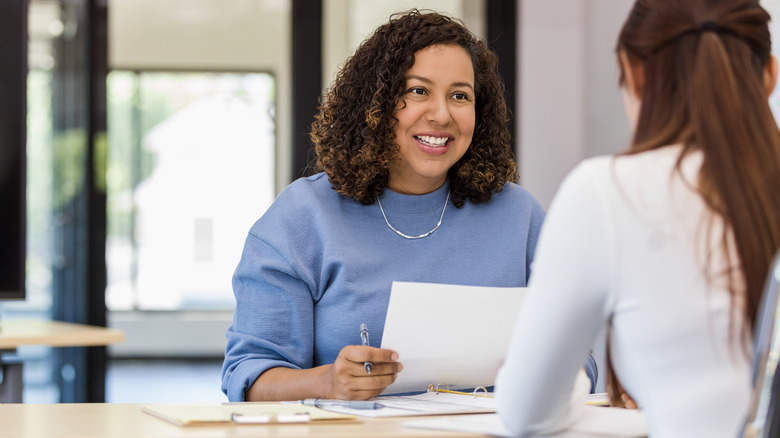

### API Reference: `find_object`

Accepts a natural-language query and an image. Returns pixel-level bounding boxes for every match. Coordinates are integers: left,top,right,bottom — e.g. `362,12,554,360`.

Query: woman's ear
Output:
619,50,644,99
764,55,778,97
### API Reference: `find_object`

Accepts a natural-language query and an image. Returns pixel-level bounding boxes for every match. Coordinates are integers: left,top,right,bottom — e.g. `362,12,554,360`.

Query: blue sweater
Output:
221,173,546,401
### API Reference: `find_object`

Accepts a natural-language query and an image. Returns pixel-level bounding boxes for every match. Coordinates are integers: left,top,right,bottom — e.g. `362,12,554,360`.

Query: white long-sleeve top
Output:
496,145,751,438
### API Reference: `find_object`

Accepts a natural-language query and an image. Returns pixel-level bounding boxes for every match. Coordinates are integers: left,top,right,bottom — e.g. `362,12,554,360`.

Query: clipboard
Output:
141,403,357,426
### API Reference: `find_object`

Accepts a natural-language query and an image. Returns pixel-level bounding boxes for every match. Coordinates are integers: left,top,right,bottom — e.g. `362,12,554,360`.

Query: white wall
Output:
518,0,634,392
763,1,780,118
518,0,633,210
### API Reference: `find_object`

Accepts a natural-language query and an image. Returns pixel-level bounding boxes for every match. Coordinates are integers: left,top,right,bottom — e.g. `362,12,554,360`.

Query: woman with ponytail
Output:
496,0,780,437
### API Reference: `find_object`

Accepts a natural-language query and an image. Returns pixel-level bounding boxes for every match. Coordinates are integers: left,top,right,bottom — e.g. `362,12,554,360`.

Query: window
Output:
106,71,275,311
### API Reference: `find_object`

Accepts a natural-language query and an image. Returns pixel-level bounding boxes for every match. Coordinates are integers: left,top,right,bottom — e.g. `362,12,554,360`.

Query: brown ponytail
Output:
609,0,780,406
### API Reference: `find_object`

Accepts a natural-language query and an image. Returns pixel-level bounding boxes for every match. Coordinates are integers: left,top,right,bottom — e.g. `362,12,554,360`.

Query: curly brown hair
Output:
309,9,517,207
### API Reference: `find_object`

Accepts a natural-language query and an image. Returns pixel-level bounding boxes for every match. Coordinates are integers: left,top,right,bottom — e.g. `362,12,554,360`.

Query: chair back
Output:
741,250,780,438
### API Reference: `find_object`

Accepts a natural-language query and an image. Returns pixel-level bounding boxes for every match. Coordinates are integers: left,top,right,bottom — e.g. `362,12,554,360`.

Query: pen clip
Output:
360,323,369,345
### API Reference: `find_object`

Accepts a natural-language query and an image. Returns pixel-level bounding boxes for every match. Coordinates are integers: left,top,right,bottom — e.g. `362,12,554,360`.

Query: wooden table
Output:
0,319,125,402
0,319,124,348
0,403,488,438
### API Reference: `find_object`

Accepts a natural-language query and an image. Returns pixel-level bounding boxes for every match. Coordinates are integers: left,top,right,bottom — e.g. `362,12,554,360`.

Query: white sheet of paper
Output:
404,407,648,438
379,281,526,394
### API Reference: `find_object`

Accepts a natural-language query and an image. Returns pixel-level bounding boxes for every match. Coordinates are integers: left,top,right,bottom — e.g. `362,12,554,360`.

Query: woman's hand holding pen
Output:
328,346,403,400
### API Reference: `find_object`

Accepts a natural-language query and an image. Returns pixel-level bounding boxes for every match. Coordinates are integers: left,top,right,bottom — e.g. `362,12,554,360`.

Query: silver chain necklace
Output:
376,191,450,239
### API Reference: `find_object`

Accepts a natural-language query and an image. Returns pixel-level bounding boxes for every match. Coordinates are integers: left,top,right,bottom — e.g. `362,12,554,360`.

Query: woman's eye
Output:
453,92,470,101
408,87,426,95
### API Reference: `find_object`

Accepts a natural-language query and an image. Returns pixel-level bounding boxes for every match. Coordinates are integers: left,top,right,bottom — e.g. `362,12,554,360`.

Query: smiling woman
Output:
389,44,475,195
220,10,584,404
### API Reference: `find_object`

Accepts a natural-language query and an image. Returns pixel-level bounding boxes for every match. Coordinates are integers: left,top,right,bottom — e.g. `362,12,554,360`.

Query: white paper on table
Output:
379,281,526,394
404,407,649,438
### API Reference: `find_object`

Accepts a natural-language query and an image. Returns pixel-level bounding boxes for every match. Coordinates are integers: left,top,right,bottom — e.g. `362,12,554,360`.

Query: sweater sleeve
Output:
524,195,547,282
496,160,614,436
220,230,316,402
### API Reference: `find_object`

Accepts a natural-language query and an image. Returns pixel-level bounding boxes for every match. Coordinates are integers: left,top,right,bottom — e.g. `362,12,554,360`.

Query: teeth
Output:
416,135,449,147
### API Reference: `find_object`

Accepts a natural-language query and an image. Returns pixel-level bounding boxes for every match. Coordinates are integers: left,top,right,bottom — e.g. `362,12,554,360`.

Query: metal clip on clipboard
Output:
426,383,492,399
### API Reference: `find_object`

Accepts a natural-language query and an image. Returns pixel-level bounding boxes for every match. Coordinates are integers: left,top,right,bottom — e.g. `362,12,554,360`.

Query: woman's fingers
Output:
342,345,402,375
346,345,399,365
330,346,403,399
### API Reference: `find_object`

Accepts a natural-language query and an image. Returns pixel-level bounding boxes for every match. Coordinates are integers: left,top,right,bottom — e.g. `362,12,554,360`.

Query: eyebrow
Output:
406,75,474,91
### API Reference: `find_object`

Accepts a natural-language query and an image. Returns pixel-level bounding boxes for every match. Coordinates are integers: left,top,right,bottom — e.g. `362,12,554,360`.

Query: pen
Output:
302,398,384,410
360,323,373,374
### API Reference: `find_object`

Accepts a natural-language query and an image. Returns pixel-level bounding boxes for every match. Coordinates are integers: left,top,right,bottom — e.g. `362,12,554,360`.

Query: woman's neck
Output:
387,176,447,195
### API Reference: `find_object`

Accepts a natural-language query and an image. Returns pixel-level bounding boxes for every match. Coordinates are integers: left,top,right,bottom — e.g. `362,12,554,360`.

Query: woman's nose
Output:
425,98,452,125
